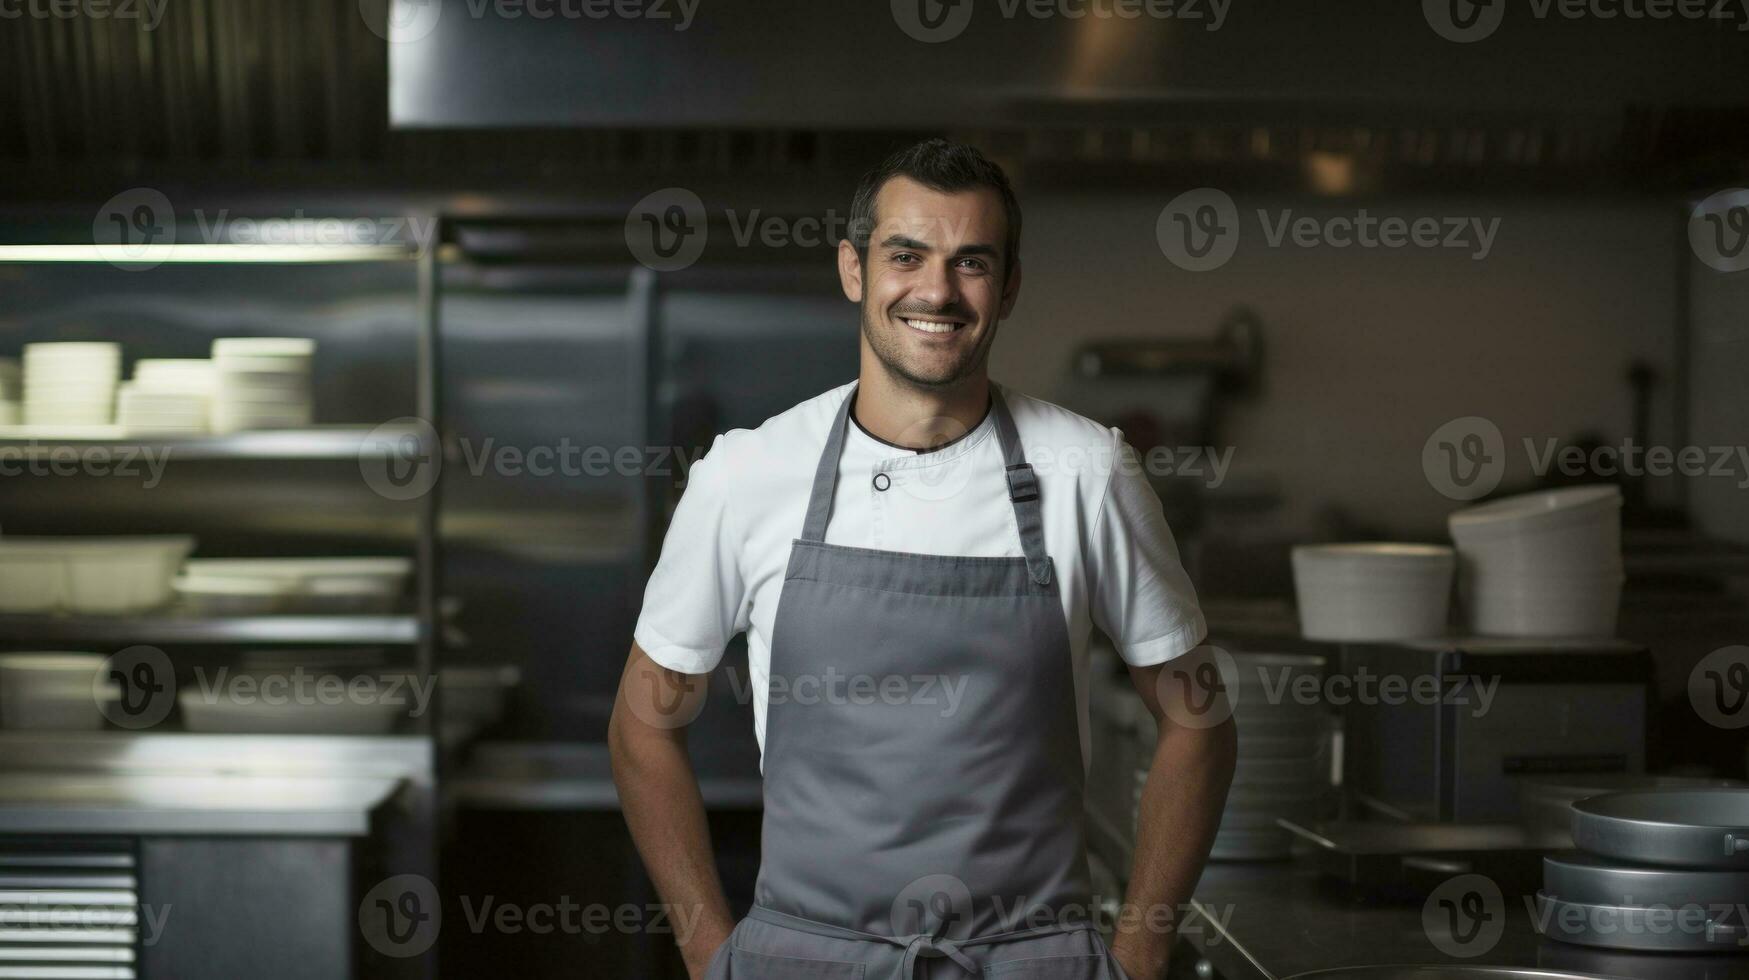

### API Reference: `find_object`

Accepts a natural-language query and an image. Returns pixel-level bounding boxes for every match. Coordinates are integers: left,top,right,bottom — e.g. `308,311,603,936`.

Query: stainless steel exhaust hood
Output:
387,0,1749,130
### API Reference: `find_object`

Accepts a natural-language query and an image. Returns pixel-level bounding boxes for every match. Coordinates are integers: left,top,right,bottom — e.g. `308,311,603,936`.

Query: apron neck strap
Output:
799,382,1054,587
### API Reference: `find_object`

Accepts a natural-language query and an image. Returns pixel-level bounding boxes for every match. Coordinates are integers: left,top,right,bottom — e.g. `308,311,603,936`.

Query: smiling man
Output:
610,138,1235,980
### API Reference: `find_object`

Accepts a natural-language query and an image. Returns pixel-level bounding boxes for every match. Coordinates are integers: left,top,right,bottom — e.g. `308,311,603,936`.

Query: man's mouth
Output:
899,317,967,335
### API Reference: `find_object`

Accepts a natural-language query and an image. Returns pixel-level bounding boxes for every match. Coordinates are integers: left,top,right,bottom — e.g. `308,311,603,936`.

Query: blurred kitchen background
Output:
1,1,1748,978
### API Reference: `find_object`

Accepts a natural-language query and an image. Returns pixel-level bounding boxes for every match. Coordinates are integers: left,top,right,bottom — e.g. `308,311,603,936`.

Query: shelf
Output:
0,613,419,645
0,423,428,461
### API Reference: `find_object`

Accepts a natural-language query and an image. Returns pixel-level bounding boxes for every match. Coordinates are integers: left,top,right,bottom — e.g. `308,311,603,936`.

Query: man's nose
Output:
910,258,958,309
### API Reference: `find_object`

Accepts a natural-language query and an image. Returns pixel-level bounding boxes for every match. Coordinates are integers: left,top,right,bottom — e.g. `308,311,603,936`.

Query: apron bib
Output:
707,384,1126,980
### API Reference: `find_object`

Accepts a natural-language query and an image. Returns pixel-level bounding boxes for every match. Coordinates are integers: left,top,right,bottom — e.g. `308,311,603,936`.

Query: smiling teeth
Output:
904,319,960,333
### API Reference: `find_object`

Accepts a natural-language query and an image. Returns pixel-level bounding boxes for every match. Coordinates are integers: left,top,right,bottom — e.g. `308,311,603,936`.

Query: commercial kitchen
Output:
1,3,1748,979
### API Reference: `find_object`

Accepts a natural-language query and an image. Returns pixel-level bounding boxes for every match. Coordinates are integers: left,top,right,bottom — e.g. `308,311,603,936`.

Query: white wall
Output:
991,193,1682,538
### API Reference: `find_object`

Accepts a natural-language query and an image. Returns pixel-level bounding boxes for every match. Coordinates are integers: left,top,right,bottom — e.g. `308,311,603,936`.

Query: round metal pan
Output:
1572,788,1749,869
1518,774,1742,849
1539,941,1749,980
1535,891,1748,952
1282,967,1616,980
1544,850,1749,908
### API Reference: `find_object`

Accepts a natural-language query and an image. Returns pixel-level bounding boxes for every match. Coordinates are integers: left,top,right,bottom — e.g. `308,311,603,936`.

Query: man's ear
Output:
838,239,864,303
998,258,1022,320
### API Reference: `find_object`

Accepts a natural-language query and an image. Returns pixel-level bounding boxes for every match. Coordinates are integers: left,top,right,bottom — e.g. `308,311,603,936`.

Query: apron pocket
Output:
983,952,1108,978
728,946,867,979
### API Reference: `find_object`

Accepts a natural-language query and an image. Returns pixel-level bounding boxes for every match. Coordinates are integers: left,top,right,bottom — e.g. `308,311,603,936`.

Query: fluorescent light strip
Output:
0,244,414,264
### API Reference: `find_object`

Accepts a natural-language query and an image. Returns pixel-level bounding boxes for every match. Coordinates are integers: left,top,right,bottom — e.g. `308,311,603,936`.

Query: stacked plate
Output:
210,338,315,432
1537,788,1749,951
1133,652,1331,860
174,557,413,614
1448,485,1623,636
22,342,121,426
122,358,214,434
1291,544,1455,642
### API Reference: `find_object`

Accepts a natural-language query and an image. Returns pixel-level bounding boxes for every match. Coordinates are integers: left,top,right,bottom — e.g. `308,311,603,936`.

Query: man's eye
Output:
957,258,988,273
891,252,919,265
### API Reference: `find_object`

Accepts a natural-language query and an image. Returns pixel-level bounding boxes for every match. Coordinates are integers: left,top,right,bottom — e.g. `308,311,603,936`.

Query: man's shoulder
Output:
998,382,1118,458
695,380,855,481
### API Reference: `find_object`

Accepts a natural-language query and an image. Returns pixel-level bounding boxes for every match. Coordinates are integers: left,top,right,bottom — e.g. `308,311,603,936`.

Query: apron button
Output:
873,473,891,491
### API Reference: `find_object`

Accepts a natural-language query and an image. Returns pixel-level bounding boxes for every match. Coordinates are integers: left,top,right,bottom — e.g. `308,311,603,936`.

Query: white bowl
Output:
0,653,119,731
1449,485,1622,636
1292,543,1455,642
0,537,197,614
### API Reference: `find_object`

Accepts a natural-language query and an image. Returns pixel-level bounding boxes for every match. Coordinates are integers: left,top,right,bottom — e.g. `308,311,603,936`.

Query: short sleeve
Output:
1088,429,1207,666
633,433,747,674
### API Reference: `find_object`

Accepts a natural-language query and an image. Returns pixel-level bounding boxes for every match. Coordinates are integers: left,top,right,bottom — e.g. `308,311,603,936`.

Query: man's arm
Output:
1108,646,1238,980
608,643,734,979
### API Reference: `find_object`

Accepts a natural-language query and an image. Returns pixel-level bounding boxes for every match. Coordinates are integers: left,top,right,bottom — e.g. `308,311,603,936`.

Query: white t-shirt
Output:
633,379,1206,772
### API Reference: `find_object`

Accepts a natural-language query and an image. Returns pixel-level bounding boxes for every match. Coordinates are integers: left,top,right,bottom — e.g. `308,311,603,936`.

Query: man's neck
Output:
852,368,991,451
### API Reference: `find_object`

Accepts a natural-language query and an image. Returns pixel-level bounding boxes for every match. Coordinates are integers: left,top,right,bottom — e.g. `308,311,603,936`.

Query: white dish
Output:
0,536,196,614
210,337,316,358
176,558,411,613
178,687,402,735
0,653,120,731
1292,543,1455,642
1450,485,1622,636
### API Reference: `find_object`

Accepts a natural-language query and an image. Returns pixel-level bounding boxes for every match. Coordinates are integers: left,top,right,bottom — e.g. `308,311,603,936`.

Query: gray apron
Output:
706,384,1127,979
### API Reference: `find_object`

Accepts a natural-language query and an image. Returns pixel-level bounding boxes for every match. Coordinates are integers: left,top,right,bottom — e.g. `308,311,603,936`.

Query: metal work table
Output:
0,771,402,836
1183,862,1749,980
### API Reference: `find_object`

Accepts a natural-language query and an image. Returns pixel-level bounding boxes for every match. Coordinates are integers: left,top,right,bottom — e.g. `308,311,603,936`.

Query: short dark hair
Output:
848,138,1021,279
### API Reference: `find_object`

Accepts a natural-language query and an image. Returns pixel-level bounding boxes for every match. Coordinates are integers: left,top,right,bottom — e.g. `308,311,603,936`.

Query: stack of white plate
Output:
0,358,19,424
1291,543,1455,642
174,557,412,614
1448,485,1623,636
116,383,208,435
22,342,121,426
0,653,120,730
1133,652,1331,860
209,338,315,432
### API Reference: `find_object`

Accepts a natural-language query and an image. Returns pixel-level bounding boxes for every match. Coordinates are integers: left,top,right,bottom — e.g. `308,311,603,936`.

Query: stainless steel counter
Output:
0,771,401,836
1183,862,1749,980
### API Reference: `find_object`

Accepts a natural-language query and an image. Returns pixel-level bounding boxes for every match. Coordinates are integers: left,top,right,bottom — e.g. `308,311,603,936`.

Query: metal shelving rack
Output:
0,237,444,980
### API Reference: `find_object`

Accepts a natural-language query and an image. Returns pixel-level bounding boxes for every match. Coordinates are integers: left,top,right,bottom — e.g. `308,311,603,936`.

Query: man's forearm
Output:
609,676,735,976
1111,718,1237,978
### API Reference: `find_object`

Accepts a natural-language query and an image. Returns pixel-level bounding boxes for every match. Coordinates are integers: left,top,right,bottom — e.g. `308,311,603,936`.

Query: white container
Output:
1292,543,1456,642
0,537,196,614
1449,485,1623,636
0,653,119,730
176,557,411,614
178,686,402,735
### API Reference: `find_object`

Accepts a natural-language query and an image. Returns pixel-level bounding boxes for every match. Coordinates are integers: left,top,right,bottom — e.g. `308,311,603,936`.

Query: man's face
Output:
839,176,1020,390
